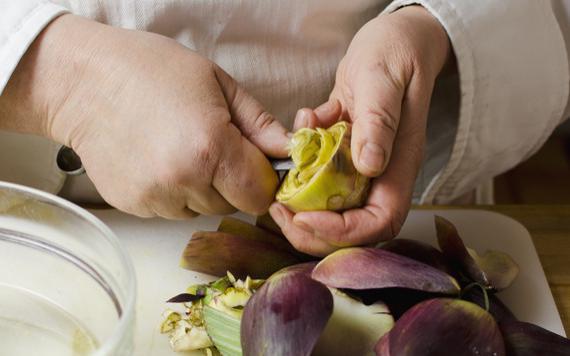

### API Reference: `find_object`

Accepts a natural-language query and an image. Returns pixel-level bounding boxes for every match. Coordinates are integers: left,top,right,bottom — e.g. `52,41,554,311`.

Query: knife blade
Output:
270,158,295,172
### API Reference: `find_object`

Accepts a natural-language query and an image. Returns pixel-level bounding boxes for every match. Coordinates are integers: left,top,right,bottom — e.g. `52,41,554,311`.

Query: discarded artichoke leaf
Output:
312,247,460,294
160,310,182,334
435,215,519,290
210,276,232,293
217,217,315,263
217,217,291,250
313,289,394,356
208,288,251,319
204,305,242,356
166,293,205,304
241,265,333,356
180,231,301,279
276,121,369,212
467,247,519,290
435,216,487,282
186,284,209,297
499,320,570,356
170,320,214,352
380,238,452,274
163,274,263,355
375,298,505,356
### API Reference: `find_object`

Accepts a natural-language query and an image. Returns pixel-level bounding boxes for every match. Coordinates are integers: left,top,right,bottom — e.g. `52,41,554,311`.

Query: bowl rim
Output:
0,181,137,355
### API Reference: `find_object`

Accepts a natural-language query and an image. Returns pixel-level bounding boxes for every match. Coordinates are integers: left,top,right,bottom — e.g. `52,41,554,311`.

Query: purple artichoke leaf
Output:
241,264,333,356
380,238,453,275
312,247,460,295
166,292,205,303
180,231,301,279
500,320,570,356
375,298,505,356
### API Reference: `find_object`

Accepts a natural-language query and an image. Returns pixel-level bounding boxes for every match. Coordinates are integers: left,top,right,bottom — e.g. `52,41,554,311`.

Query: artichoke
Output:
276,121,369,212
160,273,264,355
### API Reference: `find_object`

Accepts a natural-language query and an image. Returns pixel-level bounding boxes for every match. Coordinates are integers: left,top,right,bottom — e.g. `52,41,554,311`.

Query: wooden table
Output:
428,205,570,334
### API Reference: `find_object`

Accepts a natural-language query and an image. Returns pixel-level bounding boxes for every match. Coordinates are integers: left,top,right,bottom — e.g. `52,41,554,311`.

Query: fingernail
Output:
294,219,314,233
360,142,386,174
295,110,309,129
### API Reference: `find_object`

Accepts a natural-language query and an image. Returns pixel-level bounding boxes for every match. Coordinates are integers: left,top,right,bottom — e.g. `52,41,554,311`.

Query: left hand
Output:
269,6,451,256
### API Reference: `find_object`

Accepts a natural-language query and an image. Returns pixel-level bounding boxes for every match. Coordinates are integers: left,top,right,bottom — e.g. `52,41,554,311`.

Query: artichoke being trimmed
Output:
276,121,369,212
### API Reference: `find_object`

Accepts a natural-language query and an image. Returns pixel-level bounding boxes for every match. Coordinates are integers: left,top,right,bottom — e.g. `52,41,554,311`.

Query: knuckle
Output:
249,111,278,138
363,108,398,137
366,49,412,92
194,140,216,170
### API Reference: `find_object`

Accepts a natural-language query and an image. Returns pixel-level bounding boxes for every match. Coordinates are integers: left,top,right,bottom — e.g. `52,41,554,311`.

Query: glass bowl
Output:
0,181,136,355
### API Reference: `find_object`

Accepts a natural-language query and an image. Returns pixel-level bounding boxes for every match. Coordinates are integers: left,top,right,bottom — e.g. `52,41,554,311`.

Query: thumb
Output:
348,70,406,177
215,66,290,158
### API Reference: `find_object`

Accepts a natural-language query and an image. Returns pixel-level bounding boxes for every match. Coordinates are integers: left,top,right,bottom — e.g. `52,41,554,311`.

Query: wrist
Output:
0,14,106,144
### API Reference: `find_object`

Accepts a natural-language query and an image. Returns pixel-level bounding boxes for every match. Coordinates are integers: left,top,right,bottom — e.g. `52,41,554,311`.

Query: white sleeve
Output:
0,0,68,93
384,0,570,204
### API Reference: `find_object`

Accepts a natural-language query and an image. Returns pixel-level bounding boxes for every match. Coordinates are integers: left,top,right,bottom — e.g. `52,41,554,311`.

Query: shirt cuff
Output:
0,1,69,93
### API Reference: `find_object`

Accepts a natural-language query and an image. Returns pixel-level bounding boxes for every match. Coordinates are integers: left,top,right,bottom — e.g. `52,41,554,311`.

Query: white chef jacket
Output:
0,0,569,205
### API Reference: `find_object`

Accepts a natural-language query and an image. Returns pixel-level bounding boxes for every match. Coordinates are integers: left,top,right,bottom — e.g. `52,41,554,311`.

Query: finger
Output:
293,108,318,131
213,125,280,216
215,67,290,158
153,204,199,220
145,185,200,219
292,204,401,246
350,66,407,177
143,162,235,216
183,187,237,216
294,74,431,246
313,99,342,127
269,203,339,256
292,100,342,131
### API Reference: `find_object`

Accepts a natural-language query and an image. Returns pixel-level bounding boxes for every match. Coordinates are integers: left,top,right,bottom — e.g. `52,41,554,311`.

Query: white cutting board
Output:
90,209,567,356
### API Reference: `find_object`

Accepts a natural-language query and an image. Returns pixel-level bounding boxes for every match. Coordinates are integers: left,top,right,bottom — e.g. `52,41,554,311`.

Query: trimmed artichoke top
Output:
276,121,369,212
160,273,263,355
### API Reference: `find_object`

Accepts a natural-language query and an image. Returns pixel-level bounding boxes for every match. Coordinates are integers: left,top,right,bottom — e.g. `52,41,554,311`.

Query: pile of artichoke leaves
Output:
161,122,570,356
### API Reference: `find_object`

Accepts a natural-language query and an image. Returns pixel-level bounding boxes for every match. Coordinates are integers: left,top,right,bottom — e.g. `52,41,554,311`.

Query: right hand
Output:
1,15,289,218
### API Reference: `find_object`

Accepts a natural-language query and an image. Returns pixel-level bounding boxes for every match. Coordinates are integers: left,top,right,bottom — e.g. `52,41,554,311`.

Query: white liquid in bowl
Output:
0,214,126,355
0,284,97,356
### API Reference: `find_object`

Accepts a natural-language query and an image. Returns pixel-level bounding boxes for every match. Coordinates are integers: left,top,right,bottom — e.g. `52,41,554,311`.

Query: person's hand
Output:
269,6,451,255
0,15,289,218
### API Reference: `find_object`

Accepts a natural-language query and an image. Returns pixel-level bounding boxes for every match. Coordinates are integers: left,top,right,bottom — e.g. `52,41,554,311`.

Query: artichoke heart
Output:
276,121,369,212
